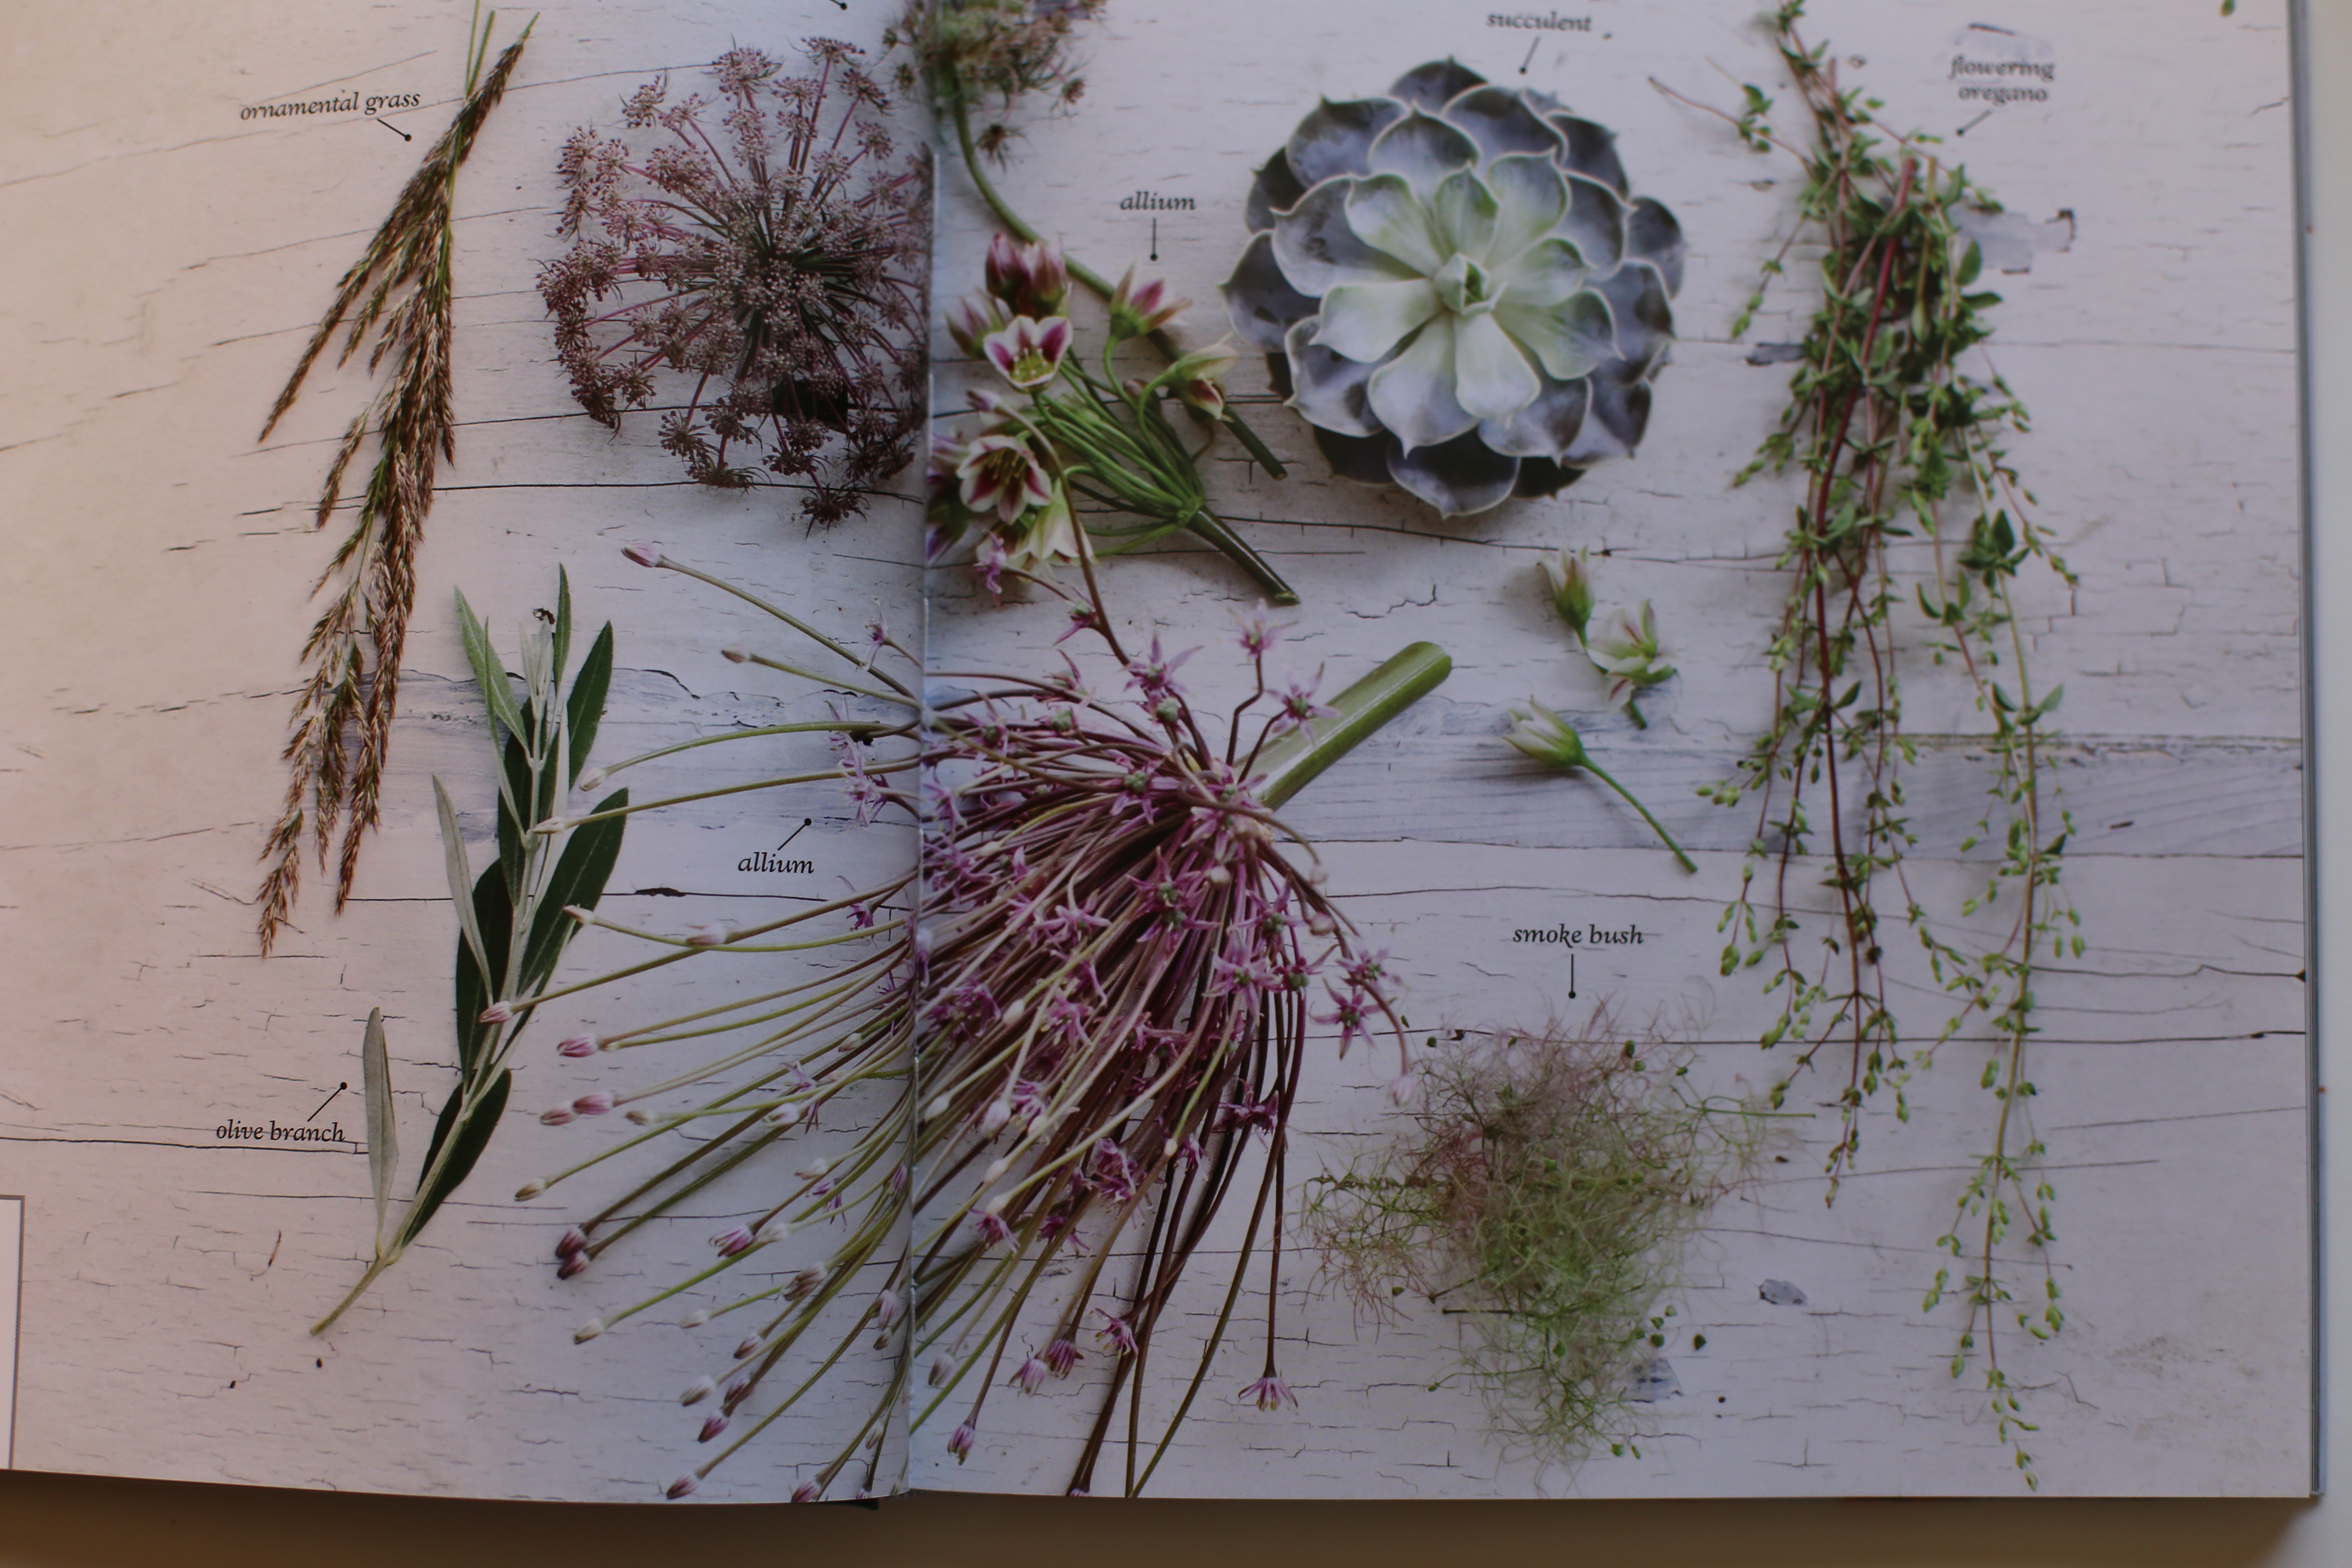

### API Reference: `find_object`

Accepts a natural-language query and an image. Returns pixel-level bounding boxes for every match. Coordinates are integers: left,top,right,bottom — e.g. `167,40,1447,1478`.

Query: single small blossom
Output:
945,291,1004,357
1587,600,1676,710
983,314,1074,390
539,1105,576,1127
792,1480,822,1504
557,1253,590,1280
875,1288,903,1330
1167,340,1239,419
1095,1311,1139,1356
575,1317,606,1343
686,920,735,947
1387,1070,1418,1106
554,1227,590,1260
574,766,608,793
624,543,665,569
571,1091,615,1117
1001,487,1085,579
1044,1338,1082,1377
680,1308,710,1329
699,1414,729,1443
1011,1353,1050,1394
956,431,1056,525
711,1226,755,1258
1241,1373,1297,1412
557,1032,597,1058
479,1001,516,1026
1108,263,1189,340
929,1351,956,1387
665,1474,699,1500
681,1376,717,1406
513,1179,546,1201
948,1422,977,1462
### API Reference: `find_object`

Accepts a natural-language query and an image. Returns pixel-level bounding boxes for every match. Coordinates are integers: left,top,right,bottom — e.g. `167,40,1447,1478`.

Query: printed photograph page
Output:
906,0,2310,1498
0,0,929,1504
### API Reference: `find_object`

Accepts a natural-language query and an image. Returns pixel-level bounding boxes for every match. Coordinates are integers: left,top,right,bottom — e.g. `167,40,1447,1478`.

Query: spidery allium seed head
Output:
541,44,931,526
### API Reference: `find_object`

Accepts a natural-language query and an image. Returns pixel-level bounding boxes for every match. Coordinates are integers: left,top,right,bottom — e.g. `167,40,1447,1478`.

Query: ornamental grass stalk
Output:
1306,1011,1767,1465
541,42,931,519
257,6,532,952
514,545,1449,1499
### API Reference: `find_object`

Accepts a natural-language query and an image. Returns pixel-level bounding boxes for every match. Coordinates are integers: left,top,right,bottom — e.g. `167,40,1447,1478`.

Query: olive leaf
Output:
361,1008,398,1256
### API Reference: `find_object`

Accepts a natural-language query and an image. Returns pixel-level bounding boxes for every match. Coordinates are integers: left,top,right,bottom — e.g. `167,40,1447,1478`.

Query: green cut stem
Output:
1581,760,1697,874
1256,643,1452,808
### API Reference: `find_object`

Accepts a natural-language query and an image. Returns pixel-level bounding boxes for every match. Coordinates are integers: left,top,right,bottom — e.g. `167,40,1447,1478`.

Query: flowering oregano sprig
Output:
516,543,1450,1499
1670,0,2080,1487
541,43,930,524
933,235,1295,603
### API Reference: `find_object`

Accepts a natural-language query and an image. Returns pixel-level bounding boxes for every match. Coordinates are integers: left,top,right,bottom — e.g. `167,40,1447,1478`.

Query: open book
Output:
0,0,2312,1503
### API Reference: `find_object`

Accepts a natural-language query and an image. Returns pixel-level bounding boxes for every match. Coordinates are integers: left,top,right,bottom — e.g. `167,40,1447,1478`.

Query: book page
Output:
0,0,926,1503
906,0,2310,1497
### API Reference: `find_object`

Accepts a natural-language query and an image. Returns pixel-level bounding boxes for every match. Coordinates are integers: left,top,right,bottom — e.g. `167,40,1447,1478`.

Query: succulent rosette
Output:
1223,61,1684,516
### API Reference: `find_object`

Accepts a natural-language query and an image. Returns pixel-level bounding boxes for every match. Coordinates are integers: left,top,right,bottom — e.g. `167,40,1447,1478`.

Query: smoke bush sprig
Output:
1307,1013,1767,1465
518,544,1449,1499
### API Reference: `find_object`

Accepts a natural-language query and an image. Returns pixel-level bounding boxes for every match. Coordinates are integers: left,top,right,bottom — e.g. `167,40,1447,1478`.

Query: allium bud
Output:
698,1414,729,1443
1387,1071,1418,1107
681,1377,717,1406
711,1226,754,1257
875,1289,903,1330
680,1308,710,1329
626,1109,654,1126
945,291,1004,357
980,1098,1013,1137
794,1156,832,1182
787,1268,825,1302
1502,701,1592,772
687,920,735,947
574,766,608,793
1108,263,1189,340
981,1156,1011,1185
555,1227,590,1260
480,1001,516,1026
624,543,666,569
514,1179,547,1200
755,1219,791,1247
557,1253,590,1280
557,1033,597,1058
564,904,596,926
1011,1354,1049,1395
764,1099,803,1128
572,1091,616,1117
928,1351,956,1387
792,1480,822,1504
948,1422,977,1461
721,645,752,664
574,1317,605,1343
735,1335,764,1361
1044,1338,1081,1377
539,1105,576,1127
923,1093,953,1123
664,1474,698,1500
1540,548,1596,643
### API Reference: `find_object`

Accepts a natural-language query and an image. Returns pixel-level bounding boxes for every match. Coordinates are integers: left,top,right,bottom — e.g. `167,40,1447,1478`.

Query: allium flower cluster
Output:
542,44,931,526
521,549,1446,1501
930,233,1291,602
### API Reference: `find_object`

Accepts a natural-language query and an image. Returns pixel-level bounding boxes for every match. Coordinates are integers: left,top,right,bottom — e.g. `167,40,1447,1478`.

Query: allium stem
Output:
1256,643,1453,808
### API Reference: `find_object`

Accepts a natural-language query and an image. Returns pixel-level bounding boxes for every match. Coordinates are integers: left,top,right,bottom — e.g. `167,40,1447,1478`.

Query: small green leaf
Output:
565,624,616,785
401,1068,511,1248
361,1008,398,1254
521,790,629,993
433,777,493,999
550,567,574,689
455,589,527,747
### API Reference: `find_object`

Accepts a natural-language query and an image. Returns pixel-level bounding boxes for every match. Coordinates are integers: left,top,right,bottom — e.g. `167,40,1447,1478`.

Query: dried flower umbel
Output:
1225,60,1684,516
257,7,531,952
542,43,930,522
518,547,1449,1499
931,234,1294,601
1307,1014,1766,1465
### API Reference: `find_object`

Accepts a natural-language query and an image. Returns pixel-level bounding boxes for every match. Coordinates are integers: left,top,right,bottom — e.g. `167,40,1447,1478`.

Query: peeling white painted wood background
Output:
0,0,2309,1507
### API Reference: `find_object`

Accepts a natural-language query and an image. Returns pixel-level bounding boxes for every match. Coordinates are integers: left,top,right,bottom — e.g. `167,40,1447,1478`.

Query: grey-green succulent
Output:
1224,61,1683,517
